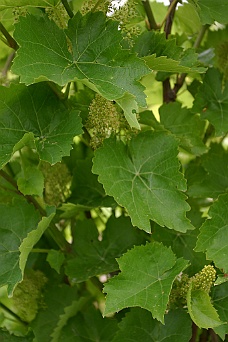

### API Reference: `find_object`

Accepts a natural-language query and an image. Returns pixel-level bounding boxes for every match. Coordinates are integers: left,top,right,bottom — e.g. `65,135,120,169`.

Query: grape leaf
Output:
0,198,55,296
187,283,222,328
134,30,205,74
69,158,116,209
46,250,65,274
31,283,83,342
93,131,194,233
192,68,228,136
159,102,206,155
212,282,228,340
152,224,207,276
0,330,34,341
104,242,189,323
58,304,118,342
0,83,82,167
195,193,228,273
112,308,192,342
186,143,228,198
17,165,44,197
65,215,145,283
0,0,58,8
12,12,149,118
189,0,228,25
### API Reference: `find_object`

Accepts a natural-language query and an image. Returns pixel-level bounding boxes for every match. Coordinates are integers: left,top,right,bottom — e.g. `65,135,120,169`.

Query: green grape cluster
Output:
169,265,216,308
215,40,228,79
12,270,47,322
40,161,72,207
112,0,142,40
12,7,27,22
191,265,216,293
86,94,122,149
81,0,111,15
46,3,68,29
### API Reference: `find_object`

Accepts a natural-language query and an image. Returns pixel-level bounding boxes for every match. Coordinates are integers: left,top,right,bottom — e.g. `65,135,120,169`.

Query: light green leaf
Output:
17,165,44,197
189,0,228,25
46,250,65,274
93,131,194,233
116,94,140,129
0,198,54,296
192,68,228,136
187,283,222,328
212,282,228,340
112,308,192,342
65,215,145,283
134,30,205,74
159,102,206,155
59,304,118,342
104,242,189,323
195,193,228,273
12,12,149,107
0,83,82,167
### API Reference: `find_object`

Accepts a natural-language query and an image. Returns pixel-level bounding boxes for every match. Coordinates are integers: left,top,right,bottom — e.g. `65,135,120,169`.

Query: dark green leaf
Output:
65,215,145,283
159,102,206,155
0,198,54,296
112,308,192,342
0,83,82,167
59,304,118,342
104,242,189,323
186,143,228,198
212,282,228,339
0,329,34,341
93,131,194,233
195,193,228,273
46,250,65,274
192,68,228,136
189,0,228,24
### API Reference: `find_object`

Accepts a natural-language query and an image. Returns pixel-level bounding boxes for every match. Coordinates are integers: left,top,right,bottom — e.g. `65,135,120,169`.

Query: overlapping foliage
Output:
0,0,227,341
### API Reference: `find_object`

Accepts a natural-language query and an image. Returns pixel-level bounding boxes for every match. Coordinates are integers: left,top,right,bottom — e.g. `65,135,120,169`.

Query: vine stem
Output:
61,0,74,18
0,22,19,50
142,0,159,30
160,0,179,30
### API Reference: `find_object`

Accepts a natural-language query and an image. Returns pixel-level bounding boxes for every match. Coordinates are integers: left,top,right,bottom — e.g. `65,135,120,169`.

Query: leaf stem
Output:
164,0,178,38
193,24,210,49
142,0,159,30
31,248,49,253
0,22,19,50
61,0,74,18
0,302,28,326
1,51,15,79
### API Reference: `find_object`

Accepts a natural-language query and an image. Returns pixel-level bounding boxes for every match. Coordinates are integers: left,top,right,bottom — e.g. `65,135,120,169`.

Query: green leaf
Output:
186,143,228,198
0,198,54,296
46,250,65,274
187,283,222,328
192,68,228,136
65,215,145,283
212,282,228,340
0,0,58,8
152,224,207,276
58,304,118,342
12,12,149,106
31,283,83,342
134,31,205,74
0,330,34,341
159,102,206,155
93,131,194,233
17,165,44,196
112,308,192,342
0,83,82,167
189,0,228,25
195,193,228,273
104,242,189,323
70,157,116,209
